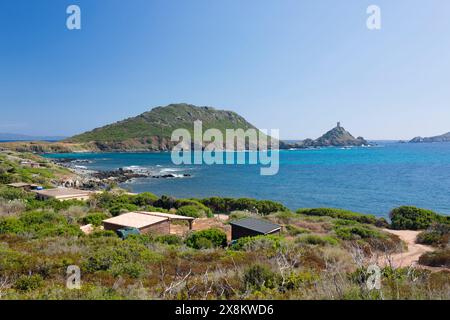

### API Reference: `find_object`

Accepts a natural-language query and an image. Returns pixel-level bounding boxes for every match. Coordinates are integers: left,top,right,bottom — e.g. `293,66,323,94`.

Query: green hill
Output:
308,122,368,147
67,103,264,151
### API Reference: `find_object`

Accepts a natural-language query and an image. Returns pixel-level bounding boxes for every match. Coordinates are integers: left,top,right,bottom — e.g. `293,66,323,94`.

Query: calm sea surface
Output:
44,142,450,218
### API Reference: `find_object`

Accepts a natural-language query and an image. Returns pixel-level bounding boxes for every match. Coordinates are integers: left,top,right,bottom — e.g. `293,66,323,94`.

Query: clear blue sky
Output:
1,0,449,140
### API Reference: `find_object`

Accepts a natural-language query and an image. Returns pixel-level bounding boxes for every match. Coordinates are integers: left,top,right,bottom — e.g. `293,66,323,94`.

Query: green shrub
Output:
25,198,87,212
296,234,339,246
0,211,82,238
297,208,380,225
185,228,227,249
14,274,43,291
132,192,158,206
416,231,442,246
334,225,380,240
416,223,449,247
155,234,183,246
389,206,448,230
109,203,139,216
90,192,141,215
283,271,319,290
243,264,277,289
142,205,169,213
82,213,109,226
20,210,64,225
0,244,29,275
273,211,296,223
153,195,176,209
36,223,82,238
176,205,203,218
125,234,154,245
419,249,450,268
333,219,359,226
230,235,283,251
83,239,161,278
0,217,25,234
199,197,287,215
194,237,213,249
285,224,311,236
90,230,117,238
0,186,32,201
176,199,213,217
374,218,390,228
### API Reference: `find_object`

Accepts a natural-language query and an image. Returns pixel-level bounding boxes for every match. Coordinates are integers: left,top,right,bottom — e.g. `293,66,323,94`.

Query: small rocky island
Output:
282,122,369,149
410,132,450,143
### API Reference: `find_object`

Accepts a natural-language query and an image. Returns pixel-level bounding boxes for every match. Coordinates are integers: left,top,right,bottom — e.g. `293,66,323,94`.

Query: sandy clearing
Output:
380,229,435,268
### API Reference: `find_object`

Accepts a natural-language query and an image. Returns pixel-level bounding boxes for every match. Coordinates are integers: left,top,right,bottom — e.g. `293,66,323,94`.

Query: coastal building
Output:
33,187,93,201
7,182,41,191
102,211,196,235
229,218,281,240
103,212,170,234
136,211,195,230
20,160,40,168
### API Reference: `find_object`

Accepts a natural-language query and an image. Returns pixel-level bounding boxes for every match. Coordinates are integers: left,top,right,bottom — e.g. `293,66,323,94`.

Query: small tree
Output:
185,228,227,249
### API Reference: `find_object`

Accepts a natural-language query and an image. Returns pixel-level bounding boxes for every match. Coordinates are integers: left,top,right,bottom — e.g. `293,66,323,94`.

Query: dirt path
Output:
381,229,434,268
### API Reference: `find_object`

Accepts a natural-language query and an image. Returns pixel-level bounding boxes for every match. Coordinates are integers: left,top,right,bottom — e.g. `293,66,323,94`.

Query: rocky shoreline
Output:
51,158,191,190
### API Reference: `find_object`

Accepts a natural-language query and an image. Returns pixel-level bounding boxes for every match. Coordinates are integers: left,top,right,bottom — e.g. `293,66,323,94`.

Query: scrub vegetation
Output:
0,151,449,300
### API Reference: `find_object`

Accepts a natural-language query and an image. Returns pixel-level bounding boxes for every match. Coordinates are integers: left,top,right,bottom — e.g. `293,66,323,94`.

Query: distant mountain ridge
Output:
0,133,66,141
283,122,368,148
410,132,450,143
67,103,267,151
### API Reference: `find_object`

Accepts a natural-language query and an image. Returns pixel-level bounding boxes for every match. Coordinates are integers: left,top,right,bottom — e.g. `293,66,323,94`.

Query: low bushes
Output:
297,208,381,225
0,244,30,275
389,206,449,230
14,274,44,291
0,186,33,201
416,223,449,247
154,196,212,216
90,230,117,238
334,225,381,240
109,203,139,216
230,235,284,251
26,198,87,212
199,197,287,215
91,192,213,217
243,264,319,292
142,206,169,213
83,238,162,278
296,234,339,246
285,224,311,236
0,199,27,216
90,192,157,216
418,249,450,268
185,228,227,249
243,264,277,290
132,192,159,206
81,213,109,226
155,234,183,246
176,205,207,218
0,211,82,238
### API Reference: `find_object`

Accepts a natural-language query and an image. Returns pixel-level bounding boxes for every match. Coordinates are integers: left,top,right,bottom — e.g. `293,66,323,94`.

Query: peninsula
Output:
410,132,450,143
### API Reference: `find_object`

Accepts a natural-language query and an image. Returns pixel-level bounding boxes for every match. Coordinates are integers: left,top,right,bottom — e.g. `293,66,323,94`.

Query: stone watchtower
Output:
337,122,341,128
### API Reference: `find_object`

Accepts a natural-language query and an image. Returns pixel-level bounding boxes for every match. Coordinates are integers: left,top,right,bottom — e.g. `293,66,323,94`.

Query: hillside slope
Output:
67,103,264,151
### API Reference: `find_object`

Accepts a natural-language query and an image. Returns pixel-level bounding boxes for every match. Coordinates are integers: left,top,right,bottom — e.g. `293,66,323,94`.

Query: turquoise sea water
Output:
44,142,450,218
